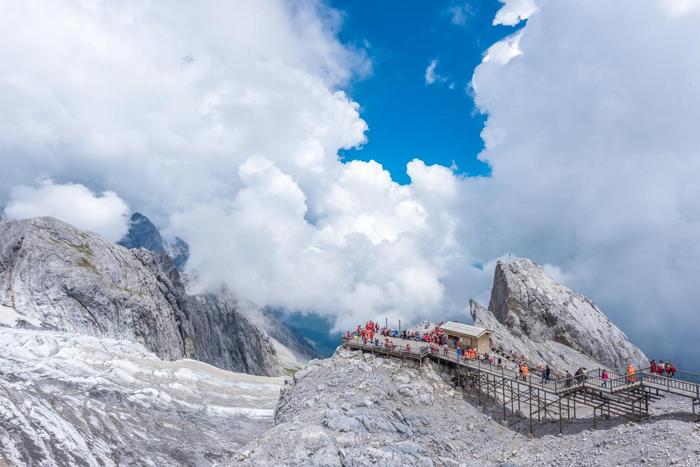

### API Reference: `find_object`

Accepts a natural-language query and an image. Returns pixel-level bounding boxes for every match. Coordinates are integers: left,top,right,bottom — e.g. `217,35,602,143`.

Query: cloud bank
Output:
4,180,130,241
470,0,700,366
2,0,700,367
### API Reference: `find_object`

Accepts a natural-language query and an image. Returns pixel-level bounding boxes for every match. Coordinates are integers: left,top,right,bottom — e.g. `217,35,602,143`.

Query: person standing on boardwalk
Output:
601,369,609,388
626,363,636,384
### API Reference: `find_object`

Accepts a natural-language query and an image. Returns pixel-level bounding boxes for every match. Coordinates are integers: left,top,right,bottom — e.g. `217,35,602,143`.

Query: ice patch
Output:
0,305,39,328
204,405,274,418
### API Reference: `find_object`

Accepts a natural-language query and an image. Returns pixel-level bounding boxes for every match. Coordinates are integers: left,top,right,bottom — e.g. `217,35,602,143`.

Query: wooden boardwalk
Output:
343,339,700,434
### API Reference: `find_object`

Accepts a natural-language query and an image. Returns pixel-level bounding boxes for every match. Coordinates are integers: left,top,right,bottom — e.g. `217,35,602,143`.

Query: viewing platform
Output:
342,336,700,435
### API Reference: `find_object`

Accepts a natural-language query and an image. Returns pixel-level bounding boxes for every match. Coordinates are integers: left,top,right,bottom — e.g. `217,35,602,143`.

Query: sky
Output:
330,0,518,182
1,0,700,369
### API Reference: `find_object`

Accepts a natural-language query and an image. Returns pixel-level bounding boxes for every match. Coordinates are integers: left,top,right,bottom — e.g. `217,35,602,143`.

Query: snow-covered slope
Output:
471,258,647,372
0,328,283,466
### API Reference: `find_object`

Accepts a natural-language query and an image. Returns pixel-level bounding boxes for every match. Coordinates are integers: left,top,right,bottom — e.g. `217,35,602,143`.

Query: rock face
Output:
238,349,700,466
118,212,189,270
0,327,283,466
116,212,310,372
0,216,281,376
471,258,647,371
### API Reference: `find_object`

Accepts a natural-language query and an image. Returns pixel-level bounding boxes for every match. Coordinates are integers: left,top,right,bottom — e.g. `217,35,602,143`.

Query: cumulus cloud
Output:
470,0,700,366
493,0,538,26
0,0,368,222
170,156,468,330
4,179,130,241
0,0,466,331
3,0,700,368
481,31,523,66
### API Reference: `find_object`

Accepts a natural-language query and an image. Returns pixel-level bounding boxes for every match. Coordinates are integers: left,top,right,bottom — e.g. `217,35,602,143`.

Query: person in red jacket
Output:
666,362,676,378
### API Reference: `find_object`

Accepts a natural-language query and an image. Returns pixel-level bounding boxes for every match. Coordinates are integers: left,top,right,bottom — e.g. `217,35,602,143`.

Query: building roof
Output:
439,321,492,338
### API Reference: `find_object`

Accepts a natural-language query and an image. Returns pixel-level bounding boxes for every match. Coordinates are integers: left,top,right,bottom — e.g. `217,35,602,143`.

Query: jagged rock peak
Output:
472,257,646,371
118,212,189,270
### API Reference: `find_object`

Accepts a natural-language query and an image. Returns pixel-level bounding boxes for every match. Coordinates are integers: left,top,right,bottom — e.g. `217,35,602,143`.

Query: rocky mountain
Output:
0,216,281,376
471,258,647,372
118,212,189,271
0,327,283,466
237,349,700,466
116,212,319,367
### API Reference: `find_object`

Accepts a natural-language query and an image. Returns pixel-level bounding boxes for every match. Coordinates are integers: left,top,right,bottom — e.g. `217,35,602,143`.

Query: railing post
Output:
529,382,533,436
593,407,597,429
559,397,563,434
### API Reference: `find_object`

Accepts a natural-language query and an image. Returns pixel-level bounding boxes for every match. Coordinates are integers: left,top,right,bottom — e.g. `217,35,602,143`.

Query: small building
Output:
439,321,492,354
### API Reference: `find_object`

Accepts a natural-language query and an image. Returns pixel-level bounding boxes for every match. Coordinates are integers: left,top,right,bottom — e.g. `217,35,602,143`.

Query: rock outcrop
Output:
471,258,647,371
118,212,189,270
116,212,313,371
238,349,699,466
0,216,281,376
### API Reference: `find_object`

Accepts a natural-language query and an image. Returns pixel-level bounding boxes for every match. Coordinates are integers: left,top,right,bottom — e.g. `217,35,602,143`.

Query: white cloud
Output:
4,179,130,241
3,0,700,368
471,0,700,366
170,157,465,330
493,0,538,26
447,3,473,26
425,59,439,85
424,59,453,88
0,0,368,222
663,0,700,17
481,31,523,66
0,1,466,331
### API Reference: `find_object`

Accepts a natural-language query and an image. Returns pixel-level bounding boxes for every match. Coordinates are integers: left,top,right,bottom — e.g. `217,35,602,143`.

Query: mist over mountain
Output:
118,212,190,271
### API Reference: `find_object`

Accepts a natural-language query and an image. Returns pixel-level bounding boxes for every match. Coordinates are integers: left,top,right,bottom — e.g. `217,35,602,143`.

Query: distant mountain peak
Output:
118,212,189,270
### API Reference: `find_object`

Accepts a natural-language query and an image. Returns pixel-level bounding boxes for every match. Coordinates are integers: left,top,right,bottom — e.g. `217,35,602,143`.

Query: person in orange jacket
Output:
626,363,636,384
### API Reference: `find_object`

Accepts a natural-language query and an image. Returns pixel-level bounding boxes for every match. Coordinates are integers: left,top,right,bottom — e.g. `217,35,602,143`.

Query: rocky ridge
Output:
471,258,647,372
238,349,700,466
0,216,281,376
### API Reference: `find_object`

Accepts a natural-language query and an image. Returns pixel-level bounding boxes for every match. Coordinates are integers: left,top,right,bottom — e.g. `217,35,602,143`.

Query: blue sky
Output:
331,0,520,183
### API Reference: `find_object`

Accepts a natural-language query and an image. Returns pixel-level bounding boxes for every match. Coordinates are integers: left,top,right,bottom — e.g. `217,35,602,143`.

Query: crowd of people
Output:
344,321,450,353
649,359,677,378
344,323,681,389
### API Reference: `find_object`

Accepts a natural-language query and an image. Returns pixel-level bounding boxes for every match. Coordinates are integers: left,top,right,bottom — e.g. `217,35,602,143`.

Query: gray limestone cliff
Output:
470,258,647,372
0,216,281,376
